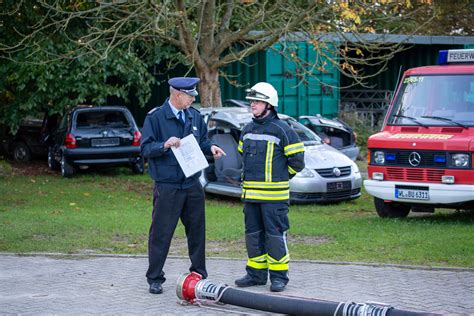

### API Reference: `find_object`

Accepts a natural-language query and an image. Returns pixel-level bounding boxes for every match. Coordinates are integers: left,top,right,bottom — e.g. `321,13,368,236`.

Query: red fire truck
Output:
364,49,474,217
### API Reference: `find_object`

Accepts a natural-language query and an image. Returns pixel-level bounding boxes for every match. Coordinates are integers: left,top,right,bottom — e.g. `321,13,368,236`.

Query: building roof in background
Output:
278,32,474,45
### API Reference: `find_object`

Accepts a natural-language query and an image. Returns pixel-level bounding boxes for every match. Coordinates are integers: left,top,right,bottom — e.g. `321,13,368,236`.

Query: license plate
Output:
327,181,351,192
91,138,120,147
395,188,429,200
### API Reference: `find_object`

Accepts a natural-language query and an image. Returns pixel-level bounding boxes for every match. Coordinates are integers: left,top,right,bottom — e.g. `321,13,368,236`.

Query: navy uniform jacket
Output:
141,98,213,188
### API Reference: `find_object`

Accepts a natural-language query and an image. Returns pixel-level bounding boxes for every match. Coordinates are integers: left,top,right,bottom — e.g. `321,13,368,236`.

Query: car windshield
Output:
387,74,474,127
75,111,131,128
284,118,322,145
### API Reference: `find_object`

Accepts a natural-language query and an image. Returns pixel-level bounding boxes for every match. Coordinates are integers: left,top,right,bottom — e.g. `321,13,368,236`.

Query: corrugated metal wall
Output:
127,43,468,126
265,42,339,118
219,51,266,101
340,44,465,91
218,43,340,118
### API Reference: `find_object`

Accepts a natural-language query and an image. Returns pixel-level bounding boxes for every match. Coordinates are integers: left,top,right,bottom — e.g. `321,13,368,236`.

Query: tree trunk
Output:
196,67,222,107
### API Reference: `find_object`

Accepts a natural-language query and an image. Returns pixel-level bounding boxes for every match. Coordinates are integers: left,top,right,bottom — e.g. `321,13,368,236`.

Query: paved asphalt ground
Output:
0,254,473,315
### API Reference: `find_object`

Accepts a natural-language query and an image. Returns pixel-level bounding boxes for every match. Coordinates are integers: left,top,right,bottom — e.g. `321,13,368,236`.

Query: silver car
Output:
199,107,362,203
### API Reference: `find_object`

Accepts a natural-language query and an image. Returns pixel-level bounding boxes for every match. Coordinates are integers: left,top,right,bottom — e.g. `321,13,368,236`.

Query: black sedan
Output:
47,106,143,177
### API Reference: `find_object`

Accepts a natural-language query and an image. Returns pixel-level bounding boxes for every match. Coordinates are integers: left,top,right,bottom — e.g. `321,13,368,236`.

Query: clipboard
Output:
171,134,209,177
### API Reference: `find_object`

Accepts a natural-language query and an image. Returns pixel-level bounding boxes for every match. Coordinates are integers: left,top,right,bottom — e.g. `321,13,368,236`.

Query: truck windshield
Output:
387,74,474,127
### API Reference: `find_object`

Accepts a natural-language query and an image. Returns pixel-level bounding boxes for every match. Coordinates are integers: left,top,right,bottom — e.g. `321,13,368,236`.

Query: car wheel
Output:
61,155,74,178
131,159,144,174
48,147,60,170
374,197,410,218
12,142,31,162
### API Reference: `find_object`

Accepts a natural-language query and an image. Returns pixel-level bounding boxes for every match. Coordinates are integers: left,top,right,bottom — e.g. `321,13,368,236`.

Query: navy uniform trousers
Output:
146,180,206,284
244,202,290,284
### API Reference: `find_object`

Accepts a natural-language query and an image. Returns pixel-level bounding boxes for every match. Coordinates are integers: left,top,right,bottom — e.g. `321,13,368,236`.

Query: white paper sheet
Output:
171,134,209,178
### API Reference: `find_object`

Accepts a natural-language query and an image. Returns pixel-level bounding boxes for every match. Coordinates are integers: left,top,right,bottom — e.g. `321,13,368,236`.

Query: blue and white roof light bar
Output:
438,49,474,65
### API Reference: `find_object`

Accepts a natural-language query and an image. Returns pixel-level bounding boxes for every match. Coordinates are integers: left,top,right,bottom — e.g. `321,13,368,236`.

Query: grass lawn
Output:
0,160,473,268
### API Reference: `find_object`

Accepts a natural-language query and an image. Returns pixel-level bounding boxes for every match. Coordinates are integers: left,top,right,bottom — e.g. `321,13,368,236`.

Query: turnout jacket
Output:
238,112,305,203
141,99,213,188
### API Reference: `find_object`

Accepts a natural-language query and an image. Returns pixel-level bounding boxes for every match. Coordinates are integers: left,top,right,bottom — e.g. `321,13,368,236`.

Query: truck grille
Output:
374,149,447,168
386,167,445,183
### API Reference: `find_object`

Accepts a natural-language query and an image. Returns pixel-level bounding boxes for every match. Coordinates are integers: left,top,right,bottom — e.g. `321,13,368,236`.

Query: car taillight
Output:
132,131,141,146
65,133,77,149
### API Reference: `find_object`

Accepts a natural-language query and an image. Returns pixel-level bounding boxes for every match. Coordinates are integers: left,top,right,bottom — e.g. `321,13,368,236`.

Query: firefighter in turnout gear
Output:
235,82,305,292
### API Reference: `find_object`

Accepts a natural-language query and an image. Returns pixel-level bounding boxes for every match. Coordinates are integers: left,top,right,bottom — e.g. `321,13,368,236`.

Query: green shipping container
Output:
220,42,340,118
266,42,339,118
128,42,340,126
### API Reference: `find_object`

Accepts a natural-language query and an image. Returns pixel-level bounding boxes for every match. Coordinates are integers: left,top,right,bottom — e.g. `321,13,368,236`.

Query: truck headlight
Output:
295,168,315,178
451,153,469,168
373,151,385,165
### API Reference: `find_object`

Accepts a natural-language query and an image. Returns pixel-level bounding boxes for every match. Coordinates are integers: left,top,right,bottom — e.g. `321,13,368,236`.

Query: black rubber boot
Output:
270,279,286,292
235,275,267,287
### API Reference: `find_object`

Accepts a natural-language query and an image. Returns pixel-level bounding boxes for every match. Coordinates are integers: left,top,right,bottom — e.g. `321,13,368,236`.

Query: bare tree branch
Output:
1,0,436,108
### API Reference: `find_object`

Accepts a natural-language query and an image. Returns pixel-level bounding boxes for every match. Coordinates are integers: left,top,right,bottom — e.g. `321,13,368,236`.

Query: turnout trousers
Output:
146,181,207,284
243,202,290,285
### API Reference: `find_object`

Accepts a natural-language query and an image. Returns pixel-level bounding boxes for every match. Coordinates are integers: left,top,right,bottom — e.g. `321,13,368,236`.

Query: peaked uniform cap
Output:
168,77,200,96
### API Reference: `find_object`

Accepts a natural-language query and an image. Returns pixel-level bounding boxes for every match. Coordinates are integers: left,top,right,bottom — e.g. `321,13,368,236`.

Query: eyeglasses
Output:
246,89,269,99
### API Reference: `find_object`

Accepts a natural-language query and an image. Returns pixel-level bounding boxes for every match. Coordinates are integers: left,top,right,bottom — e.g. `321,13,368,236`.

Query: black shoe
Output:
235,275,266,287
149,282,163,294
270,280,286,292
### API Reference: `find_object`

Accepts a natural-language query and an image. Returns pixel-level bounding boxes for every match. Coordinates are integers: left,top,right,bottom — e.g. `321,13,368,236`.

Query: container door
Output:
266,42,339,118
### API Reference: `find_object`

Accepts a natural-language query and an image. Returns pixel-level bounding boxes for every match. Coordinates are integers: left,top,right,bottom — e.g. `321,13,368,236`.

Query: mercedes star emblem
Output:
408,152,421,167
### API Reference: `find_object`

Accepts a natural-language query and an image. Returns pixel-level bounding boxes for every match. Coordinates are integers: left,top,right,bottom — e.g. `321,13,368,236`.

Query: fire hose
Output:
176,272,440,316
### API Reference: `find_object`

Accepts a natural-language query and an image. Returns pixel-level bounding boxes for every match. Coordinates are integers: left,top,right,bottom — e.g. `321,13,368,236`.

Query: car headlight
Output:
450,153,469,168
352,162,360,173
373,151,385,165
294,168,315,178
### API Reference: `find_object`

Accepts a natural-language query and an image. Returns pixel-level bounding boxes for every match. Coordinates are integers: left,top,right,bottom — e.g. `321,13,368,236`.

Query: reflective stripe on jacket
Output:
238,112,305,202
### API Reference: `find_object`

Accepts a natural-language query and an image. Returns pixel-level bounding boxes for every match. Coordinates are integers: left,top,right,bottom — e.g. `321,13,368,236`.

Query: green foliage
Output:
0,43,155,132
401,1,473,36
1,0,437,113
0,1,158,132
1,0,463,129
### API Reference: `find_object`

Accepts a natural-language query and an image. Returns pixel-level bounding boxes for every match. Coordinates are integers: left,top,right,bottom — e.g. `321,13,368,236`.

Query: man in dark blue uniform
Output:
141,77,225,294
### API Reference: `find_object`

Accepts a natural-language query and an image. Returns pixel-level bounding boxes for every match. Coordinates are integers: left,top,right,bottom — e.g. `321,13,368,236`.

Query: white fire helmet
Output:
245,82,279,108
